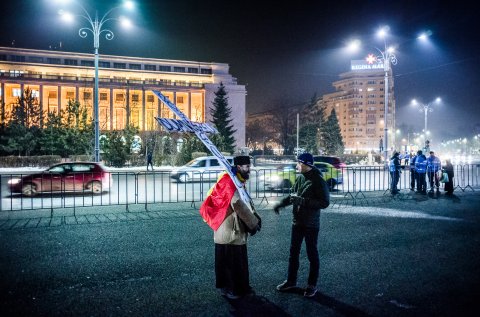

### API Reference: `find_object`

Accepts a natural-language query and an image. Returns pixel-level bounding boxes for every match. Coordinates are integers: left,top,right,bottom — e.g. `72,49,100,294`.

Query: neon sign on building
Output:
351,54,384,71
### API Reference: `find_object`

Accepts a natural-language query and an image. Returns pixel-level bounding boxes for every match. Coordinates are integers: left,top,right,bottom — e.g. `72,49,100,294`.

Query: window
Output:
81,60,94,67
11,55,25,62
64,59,78,66
210,159,220,167
145,64,156,71
173,66,185,73
0,54,7,61
132,94,140,102
99,61,110,68
188,67,199,73
147,95,155,103
114,63,126,69
100,93,108,101
83,92,91,99
159,65,171,72
9,70,23,77
177,96,184,103
47,58,61,64
115,94,125,102
201,68,212,74
66,91,75,99
28,56,44,63
12,88,22,97
31,90,40,98
129,64,141,70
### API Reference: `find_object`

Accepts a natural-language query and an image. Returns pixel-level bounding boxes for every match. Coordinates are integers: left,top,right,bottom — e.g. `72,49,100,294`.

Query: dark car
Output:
313,156,347,169
7,162,112,197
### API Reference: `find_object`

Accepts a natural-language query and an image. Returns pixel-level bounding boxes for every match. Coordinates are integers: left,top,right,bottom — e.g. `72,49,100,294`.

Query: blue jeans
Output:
287,225,319,287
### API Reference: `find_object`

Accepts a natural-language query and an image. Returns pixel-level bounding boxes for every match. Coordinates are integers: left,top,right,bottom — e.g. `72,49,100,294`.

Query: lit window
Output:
12,88,22,97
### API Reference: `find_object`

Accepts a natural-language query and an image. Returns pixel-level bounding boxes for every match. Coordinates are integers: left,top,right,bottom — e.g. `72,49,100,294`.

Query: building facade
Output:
0,47,246,147
323,59,395,153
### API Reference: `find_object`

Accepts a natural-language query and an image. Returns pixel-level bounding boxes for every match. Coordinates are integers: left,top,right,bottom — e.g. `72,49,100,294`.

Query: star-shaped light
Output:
365,54,377,64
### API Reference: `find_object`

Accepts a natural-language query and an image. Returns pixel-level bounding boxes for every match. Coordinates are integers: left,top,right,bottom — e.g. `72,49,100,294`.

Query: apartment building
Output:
323,58,395,153
0,46,247,147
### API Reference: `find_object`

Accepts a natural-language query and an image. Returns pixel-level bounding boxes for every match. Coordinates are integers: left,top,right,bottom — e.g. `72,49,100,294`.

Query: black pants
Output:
410,169,417,189
417,173,427,193
215,244,251,295
390,171,400,192
428,171,440,190
287,225,319,287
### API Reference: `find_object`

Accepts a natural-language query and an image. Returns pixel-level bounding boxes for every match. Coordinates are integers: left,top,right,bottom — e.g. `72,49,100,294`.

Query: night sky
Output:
1,0,479,142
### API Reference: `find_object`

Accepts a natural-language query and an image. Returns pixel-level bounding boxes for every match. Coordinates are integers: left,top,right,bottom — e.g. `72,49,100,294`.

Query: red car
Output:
7,162,112,197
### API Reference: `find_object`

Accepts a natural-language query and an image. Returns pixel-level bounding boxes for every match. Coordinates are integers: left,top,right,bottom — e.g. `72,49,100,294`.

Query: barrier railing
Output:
1,165,478,212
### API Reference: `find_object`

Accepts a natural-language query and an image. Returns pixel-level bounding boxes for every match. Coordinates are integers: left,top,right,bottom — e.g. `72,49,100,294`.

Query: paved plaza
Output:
1,190,479,316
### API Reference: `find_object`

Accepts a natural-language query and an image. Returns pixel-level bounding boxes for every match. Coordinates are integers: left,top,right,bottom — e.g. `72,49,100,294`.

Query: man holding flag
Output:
200,155,261,300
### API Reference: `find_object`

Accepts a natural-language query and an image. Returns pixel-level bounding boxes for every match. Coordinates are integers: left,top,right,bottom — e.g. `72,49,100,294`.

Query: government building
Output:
0,46,247,147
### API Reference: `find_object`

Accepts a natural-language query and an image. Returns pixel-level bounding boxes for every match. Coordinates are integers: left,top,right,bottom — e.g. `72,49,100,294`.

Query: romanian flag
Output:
200,173,238,230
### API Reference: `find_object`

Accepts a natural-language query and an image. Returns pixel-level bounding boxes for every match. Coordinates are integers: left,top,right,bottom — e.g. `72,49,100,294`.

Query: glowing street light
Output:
58,1,134,162
347,26,431,164
411,97,442,135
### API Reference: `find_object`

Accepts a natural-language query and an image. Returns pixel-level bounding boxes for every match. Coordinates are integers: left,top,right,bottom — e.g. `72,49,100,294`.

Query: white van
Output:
170,156,234,182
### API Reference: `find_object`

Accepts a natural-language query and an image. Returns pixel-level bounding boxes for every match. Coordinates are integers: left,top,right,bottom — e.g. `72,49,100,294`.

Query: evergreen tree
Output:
210,82,236,153
323,109,344,155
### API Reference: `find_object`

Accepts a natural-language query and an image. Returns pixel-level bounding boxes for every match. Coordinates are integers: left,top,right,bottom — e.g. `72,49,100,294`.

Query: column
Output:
109,87,114,131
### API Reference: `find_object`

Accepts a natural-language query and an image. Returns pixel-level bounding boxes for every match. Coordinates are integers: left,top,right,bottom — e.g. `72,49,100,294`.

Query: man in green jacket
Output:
273,152,330,298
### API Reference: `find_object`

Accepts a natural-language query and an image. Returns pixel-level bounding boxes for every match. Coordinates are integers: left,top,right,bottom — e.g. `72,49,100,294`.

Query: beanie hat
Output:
234,155,251,166
297,153,314,167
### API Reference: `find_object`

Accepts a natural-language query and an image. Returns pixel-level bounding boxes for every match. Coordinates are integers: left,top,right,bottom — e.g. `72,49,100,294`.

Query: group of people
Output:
389,150,455,195
200,153,330,300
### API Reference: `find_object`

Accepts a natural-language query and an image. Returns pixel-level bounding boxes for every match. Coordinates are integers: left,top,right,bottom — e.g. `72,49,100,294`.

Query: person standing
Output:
427,151,442,193
273,153,330,298
389,151,401,194
200,155,261,300
147,152,154,171
409,151,417,191
415,150,427,194
443,159,455,195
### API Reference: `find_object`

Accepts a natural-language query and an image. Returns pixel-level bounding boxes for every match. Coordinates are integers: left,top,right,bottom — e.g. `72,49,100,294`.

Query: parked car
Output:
170,156,234,182
313,156,347,169
7,162,112,197
259,162,343,191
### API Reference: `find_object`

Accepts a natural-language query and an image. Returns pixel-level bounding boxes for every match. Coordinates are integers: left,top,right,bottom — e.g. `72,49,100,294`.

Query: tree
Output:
210,82,236,153
0,88,42,156
322,109,344,155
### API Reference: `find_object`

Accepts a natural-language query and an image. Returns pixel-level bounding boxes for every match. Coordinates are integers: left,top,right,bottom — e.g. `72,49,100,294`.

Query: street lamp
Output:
348,26,432,164
411,97,441,135
59,1,134,162
348,26,398,164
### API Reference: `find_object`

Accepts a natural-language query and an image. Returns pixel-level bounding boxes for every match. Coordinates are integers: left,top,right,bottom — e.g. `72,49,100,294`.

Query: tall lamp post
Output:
376,27,397,164
59,1,133,162
411,97,441,135
348,27,431,164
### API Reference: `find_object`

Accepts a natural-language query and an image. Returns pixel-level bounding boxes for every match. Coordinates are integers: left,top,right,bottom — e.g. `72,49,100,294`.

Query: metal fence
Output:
1,165,478,212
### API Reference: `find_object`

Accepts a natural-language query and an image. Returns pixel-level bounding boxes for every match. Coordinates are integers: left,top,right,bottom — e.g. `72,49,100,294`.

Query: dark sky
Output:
1,0,479,141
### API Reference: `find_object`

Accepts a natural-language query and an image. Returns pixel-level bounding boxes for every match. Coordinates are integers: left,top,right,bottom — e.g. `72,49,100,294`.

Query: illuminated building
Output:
323,58,395,153
0,46,247,147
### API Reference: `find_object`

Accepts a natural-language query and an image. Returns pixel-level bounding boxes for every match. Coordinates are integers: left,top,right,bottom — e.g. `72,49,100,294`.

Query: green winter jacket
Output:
278,167,330,228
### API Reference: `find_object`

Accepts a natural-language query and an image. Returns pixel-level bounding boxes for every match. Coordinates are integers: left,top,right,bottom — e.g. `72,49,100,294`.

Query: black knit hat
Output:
297,153,314,167
234,155,251,166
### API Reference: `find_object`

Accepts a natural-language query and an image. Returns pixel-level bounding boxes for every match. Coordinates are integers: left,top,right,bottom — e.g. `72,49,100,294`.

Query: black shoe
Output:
304,285,317,298
276,280,296,292
220,288,240,300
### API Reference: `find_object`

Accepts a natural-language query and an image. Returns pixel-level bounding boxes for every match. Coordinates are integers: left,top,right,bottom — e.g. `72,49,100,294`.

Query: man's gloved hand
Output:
273,203,282,214
249,224,261,236
290,194,305,206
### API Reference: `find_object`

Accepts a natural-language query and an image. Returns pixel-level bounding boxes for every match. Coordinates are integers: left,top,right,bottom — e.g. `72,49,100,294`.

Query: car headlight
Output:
8,178,21,185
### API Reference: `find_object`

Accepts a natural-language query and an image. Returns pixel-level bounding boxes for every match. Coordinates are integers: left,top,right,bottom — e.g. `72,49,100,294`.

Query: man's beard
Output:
239,169,250,180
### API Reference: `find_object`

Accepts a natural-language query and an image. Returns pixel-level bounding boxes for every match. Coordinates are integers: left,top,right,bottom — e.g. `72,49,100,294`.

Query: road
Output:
3,166,478,211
